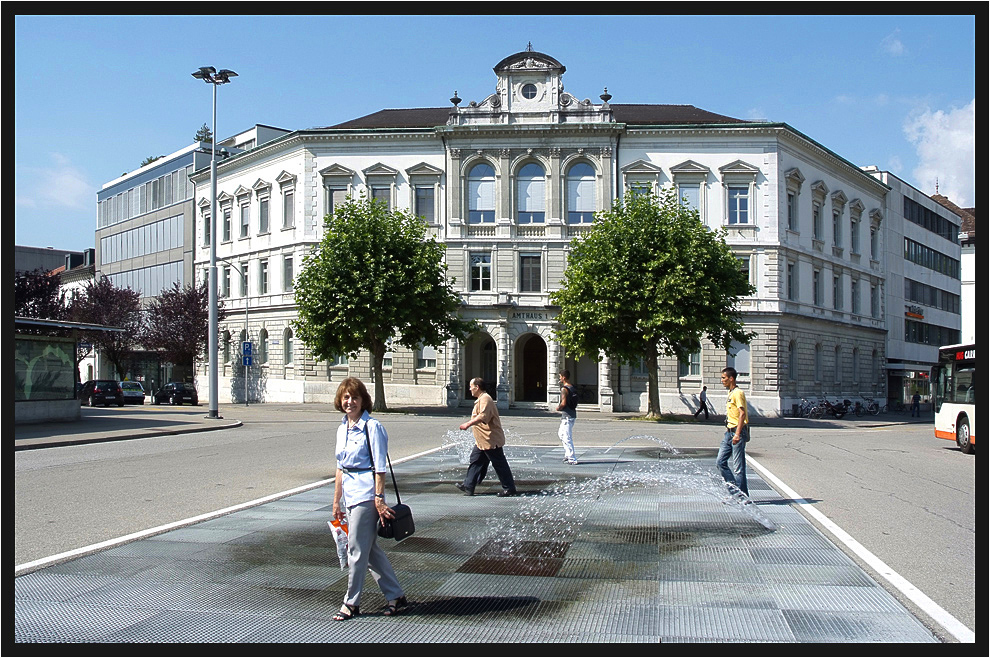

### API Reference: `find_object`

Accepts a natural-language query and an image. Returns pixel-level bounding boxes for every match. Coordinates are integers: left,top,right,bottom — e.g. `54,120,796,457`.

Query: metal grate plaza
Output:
14,443,938,643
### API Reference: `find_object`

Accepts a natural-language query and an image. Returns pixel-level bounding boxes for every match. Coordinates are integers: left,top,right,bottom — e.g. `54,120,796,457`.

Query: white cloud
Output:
880,30,907,56
904,99,976,206
16,153,93,211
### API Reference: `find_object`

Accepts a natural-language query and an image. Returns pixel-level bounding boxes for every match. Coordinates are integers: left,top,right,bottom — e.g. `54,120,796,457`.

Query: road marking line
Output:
14,446,447,577
747,455,975,644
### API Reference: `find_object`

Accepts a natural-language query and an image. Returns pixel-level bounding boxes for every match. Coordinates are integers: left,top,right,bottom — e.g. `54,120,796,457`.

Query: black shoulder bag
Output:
364,424,415,541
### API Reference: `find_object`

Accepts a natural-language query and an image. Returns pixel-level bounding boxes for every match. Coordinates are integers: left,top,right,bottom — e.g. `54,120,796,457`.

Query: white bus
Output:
931,343,976,454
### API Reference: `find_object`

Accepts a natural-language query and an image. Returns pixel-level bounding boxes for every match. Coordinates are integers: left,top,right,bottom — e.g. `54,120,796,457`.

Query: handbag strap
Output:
364,423,402,505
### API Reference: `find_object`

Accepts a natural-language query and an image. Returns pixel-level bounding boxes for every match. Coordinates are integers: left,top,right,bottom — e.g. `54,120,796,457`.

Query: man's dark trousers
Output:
463,446,516,493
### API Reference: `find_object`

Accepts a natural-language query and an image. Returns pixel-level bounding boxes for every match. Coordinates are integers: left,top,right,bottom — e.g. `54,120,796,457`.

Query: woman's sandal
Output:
382,596,408,617
332,603,359,621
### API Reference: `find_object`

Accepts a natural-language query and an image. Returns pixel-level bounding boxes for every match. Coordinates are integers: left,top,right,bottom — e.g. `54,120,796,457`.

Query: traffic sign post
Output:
241,342,252,407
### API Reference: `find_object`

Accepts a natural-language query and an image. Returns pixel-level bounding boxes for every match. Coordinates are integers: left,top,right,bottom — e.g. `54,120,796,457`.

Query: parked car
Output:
79,380,124,407
153,382,199,406
119,381,146,405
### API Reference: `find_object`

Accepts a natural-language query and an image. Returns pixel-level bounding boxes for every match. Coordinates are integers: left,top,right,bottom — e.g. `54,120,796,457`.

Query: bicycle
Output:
856,396,881,416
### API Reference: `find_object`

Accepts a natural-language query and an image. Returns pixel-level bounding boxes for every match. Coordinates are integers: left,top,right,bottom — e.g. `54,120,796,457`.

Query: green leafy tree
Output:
142,281,225,372
550,188,755,418
293,196,478,411
69,277,143,380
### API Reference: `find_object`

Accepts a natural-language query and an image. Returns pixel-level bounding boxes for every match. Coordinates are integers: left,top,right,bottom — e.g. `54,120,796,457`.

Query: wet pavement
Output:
14,417,940,643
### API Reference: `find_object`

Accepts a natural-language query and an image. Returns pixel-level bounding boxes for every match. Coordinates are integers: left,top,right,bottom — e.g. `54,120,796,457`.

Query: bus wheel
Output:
957,417,974,454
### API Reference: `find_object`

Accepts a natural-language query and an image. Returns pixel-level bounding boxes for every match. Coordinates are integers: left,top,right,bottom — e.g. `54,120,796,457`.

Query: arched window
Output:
468,163,495,224
517,163,545,224
284,328,293,366
567,162,596,224
258,328,268,365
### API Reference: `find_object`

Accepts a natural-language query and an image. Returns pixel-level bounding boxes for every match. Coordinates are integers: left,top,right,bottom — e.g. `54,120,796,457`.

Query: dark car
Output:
154,382,199,406
119,381,146,405
79,380,124,407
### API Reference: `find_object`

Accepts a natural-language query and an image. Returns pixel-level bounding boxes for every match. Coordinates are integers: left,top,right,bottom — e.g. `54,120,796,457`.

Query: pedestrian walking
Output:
331,377,407,621
457,377,517,497
557,370,579,464
716,367,749,497
693,385,709,420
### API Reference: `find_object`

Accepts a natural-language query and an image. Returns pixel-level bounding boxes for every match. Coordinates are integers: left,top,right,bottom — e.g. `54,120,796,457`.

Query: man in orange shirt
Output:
716,367,750,497
457,378,517,497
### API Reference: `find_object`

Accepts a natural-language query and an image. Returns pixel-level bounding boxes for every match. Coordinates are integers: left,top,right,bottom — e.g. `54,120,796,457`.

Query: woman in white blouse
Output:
331,377,407,620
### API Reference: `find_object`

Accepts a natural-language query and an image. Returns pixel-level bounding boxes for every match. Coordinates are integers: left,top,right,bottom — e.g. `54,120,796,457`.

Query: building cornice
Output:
625,122,890,196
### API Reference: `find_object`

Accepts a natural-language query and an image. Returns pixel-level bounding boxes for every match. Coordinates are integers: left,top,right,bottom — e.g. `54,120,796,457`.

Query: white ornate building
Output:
189,48,960,416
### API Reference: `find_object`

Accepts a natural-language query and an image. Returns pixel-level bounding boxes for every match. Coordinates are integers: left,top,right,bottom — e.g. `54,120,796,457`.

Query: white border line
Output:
14,447,445,577
748,455,975,644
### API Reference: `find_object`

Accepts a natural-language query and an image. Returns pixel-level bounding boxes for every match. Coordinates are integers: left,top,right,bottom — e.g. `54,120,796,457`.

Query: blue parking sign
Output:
242,341,252,356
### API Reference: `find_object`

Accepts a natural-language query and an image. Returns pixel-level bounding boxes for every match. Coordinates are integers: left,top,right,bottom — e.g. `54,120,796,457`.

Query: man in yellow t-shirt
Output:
717,367,750,496
457,378,517,497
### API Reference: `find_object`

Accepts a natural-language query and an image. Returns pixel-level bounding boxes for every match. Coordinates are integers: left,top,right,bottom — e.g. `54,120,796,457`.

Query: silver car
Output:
119,381,146,405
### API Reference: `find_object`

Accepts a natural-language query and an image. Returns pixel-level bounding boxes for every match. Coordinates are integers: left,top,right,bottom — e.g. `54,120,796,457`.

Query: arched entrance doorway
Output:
515,333,547,402
463,332,498,399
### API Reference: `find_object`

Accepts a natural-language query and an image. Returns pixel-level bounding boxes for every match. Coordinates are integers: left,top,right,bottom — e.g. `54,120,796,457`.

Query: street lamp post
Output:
192,66,237,419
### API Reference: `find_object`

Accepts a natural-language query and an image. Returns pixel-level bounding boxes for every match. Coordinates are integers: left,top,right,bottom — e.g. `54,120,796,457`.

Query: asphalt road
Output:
13,404,974,638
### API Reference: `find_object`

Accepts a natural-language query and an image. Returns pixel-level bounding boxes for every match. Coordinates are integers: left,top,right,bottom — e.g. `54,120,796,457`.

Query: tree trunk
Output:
371,342,388,412
645,343,661,419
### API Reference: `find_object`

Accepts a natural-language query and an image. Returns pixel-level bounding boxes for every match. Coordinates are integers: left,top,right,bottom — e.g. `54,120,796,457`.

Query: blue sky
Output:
14,13,977,251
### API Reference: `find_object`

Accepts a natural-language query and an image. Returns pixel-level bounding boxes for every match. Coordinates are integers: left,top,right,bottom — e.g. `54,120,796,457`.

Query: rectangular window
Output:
283,189,294,229
728,341,751,378
240,203,250,238
813,270,821,306
787,262,797,301
737,256,752,286
727,186,749,224
787,192,796,231
283,256,293,292
259,197,270,233
415,186,435,223
833,275,842,310
679,351,701,377
520,254,542,293
326,187,348,217
833,210,842,247
851,279,860,314
259,260,269,294
682,184,700,212
371,186,391,210
239,262,248,296
850,218,860,254
470,253,491,291
222,208,231,242
417,345,437,369
813,203,822,240
221,266,230,298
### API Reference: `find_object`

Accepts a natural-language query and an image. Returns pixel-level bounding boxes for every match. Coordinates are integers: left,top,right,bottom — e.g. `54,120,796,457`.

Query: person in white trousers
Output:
557,370,578,465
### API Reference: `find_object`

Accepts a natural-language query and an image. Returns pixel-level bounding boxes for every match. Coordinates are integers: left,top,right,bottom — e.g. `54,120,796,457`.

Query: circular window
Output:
521,83,538,99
